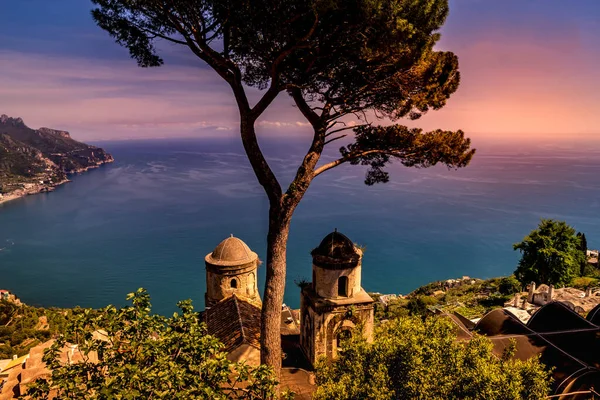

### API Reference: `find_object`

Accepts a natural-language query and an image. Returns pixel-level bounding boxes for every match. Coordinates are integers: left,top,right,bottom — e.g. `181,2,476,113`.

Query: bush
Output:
0,326,14,337
10,331,26,346
582,264,600,279
27,289,284,400
314,316,552,400
407,295,438,317
572,276,599,290
410,281,444,296
499,276,521,295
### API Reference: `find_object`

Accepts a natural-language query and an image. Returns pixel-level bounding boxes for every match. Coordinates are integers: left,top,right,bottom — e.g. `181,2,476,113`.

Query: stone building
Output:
299,230,374,366
527,282,554,306
522,281,600,315
204,235,261,308
204,235,262,366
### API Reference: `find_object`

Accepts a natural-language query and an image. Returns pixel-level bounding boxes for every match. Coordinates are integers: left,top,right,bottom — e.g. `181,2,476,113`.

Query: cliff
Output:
0,114,114,201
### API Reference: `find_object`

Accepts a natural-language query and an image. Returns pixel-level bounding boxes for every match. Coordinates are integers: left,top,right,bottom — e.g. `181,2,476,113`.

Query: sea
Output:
1,137,599,315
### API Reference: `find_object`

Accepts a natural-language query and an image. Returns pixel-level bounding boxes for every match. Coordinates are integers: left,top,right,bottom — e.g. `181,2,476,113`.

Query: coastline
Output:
0,159,113,206
0,179,69,205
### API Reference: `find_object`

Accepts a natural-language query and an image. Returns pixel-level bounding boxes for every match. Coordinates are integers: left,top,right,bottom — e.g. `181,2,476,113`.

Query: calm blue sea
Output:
1,137,599,315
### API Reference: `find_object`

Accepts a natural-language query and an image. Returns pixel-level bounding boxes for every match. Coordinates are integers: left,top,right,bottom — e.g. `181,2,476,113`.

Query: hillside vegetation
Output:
371,276,521,321
0,300,71,359
0,114,113,194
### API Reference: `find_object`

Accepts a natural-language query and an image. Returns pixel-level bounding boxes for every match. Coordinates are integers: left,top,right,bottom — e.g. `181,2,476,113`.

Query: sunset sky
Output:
1,1,599,142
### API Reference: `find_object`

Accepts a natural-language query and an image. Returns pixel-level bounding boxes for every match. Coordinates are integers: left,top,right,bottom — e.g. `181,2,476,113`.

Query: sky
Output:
1,1,599,142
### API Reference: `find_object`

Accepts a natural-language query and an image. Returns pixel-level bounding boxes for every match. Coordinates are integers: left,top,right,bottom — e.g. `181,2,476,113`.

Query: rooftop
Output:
311,230,361,269
205,235,258,267
204,295,261,353
447,302,600,398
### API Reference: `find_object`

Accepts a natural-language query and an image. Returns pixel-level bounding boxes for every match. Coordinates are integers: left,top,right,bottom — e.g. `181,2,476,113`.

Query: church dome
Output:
311,230,360,269
205,235,258,267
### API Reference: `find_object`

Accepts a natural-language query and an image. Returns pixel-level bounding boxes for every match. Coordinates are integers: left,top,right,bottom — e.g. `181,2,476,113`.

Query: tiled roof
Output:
205,295,261,353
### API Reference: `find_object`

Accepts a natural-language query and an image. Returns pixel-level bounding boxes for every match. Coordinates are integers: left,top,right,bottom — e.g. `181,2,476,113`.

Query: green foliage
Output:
1,116,111,189
571,276,599,290
498,276,521,295
90,0,460,117
90,0,474,184
375,277,522,323
406,295,437,317
372,296,410,321
514,219,586,287
576,232,588,276
294,278,311,289
342,126,473,185
0,300,70,359
89,0,475,373
583,265,600,278
314,316,552,400
451,304,488,320
410,281,445,296
219,0,460,114
27,289,283,400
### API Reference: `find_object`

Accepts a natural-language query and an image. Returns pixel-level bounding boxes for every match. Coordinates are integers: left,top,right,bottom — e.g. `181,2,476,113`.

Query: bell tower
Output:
300,230,374,366
205,235,261,308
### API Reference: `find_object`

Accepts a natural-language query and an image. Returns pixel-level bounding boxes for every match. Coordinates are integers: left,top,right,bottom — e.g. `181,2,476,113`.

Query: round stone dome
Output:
311,230,360,269
205,235,258,267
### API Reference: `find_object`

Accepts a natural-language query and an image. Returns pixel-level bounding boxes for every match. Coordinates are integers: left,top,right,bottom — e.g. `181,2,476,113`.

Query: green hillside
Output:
0,114,113,194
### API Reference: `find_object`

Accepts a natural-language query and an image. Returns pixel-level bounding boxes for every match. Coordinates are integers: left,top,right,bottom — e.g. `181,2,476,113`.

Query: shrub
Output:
314,316,552,400
499,276,521,295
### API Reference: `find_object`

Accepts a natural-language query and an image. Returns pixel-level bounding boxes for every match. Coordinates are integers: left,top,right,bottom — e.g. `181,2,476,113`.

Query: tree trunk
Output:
237,111,324,380
260,206,292,378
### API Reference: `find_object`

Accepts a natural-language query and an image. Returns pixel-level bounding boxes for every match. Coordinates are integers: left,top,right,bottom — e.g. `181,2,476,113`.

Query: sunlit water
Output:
1,137,599,314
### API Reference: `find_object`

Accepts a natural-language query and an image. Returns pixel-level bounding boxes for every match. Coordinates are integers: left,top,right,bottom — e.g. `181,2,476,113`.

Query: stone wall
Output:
205,261,260,307
313,262,362,299
300,289,374,366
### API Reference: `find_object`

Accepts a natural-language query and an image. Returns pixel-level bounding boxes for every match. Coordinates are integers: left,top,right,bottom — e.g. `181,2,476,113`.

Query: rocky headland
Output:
0,114,114,204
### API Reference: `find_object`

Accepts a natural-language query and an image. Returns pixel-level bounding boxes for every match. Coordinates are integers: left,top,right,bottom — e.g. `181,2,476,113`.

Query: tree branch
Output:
251,85,283,119
313,149,420,177
290,89,321,126
252,11,319,119
325,125,358,137
324,134,347,146
131,23,189,46
162,3,279,204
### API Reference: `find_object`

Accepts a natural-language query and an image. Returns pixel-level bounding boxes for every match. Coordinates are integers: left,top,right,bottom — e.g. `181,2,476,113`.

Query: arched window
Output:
230,278,238,289
338,276,348,297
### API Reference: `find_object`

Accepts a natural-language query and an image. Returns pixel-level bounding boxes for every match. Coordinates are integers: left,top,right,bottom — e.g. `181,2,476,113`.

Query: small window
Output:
338,276,348,297
230,278,238,289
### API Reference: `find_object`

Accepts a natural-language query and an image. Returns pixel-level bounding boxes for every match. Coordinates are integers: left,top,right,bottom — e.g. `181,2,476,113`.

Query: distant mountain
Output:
0,114,113,199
